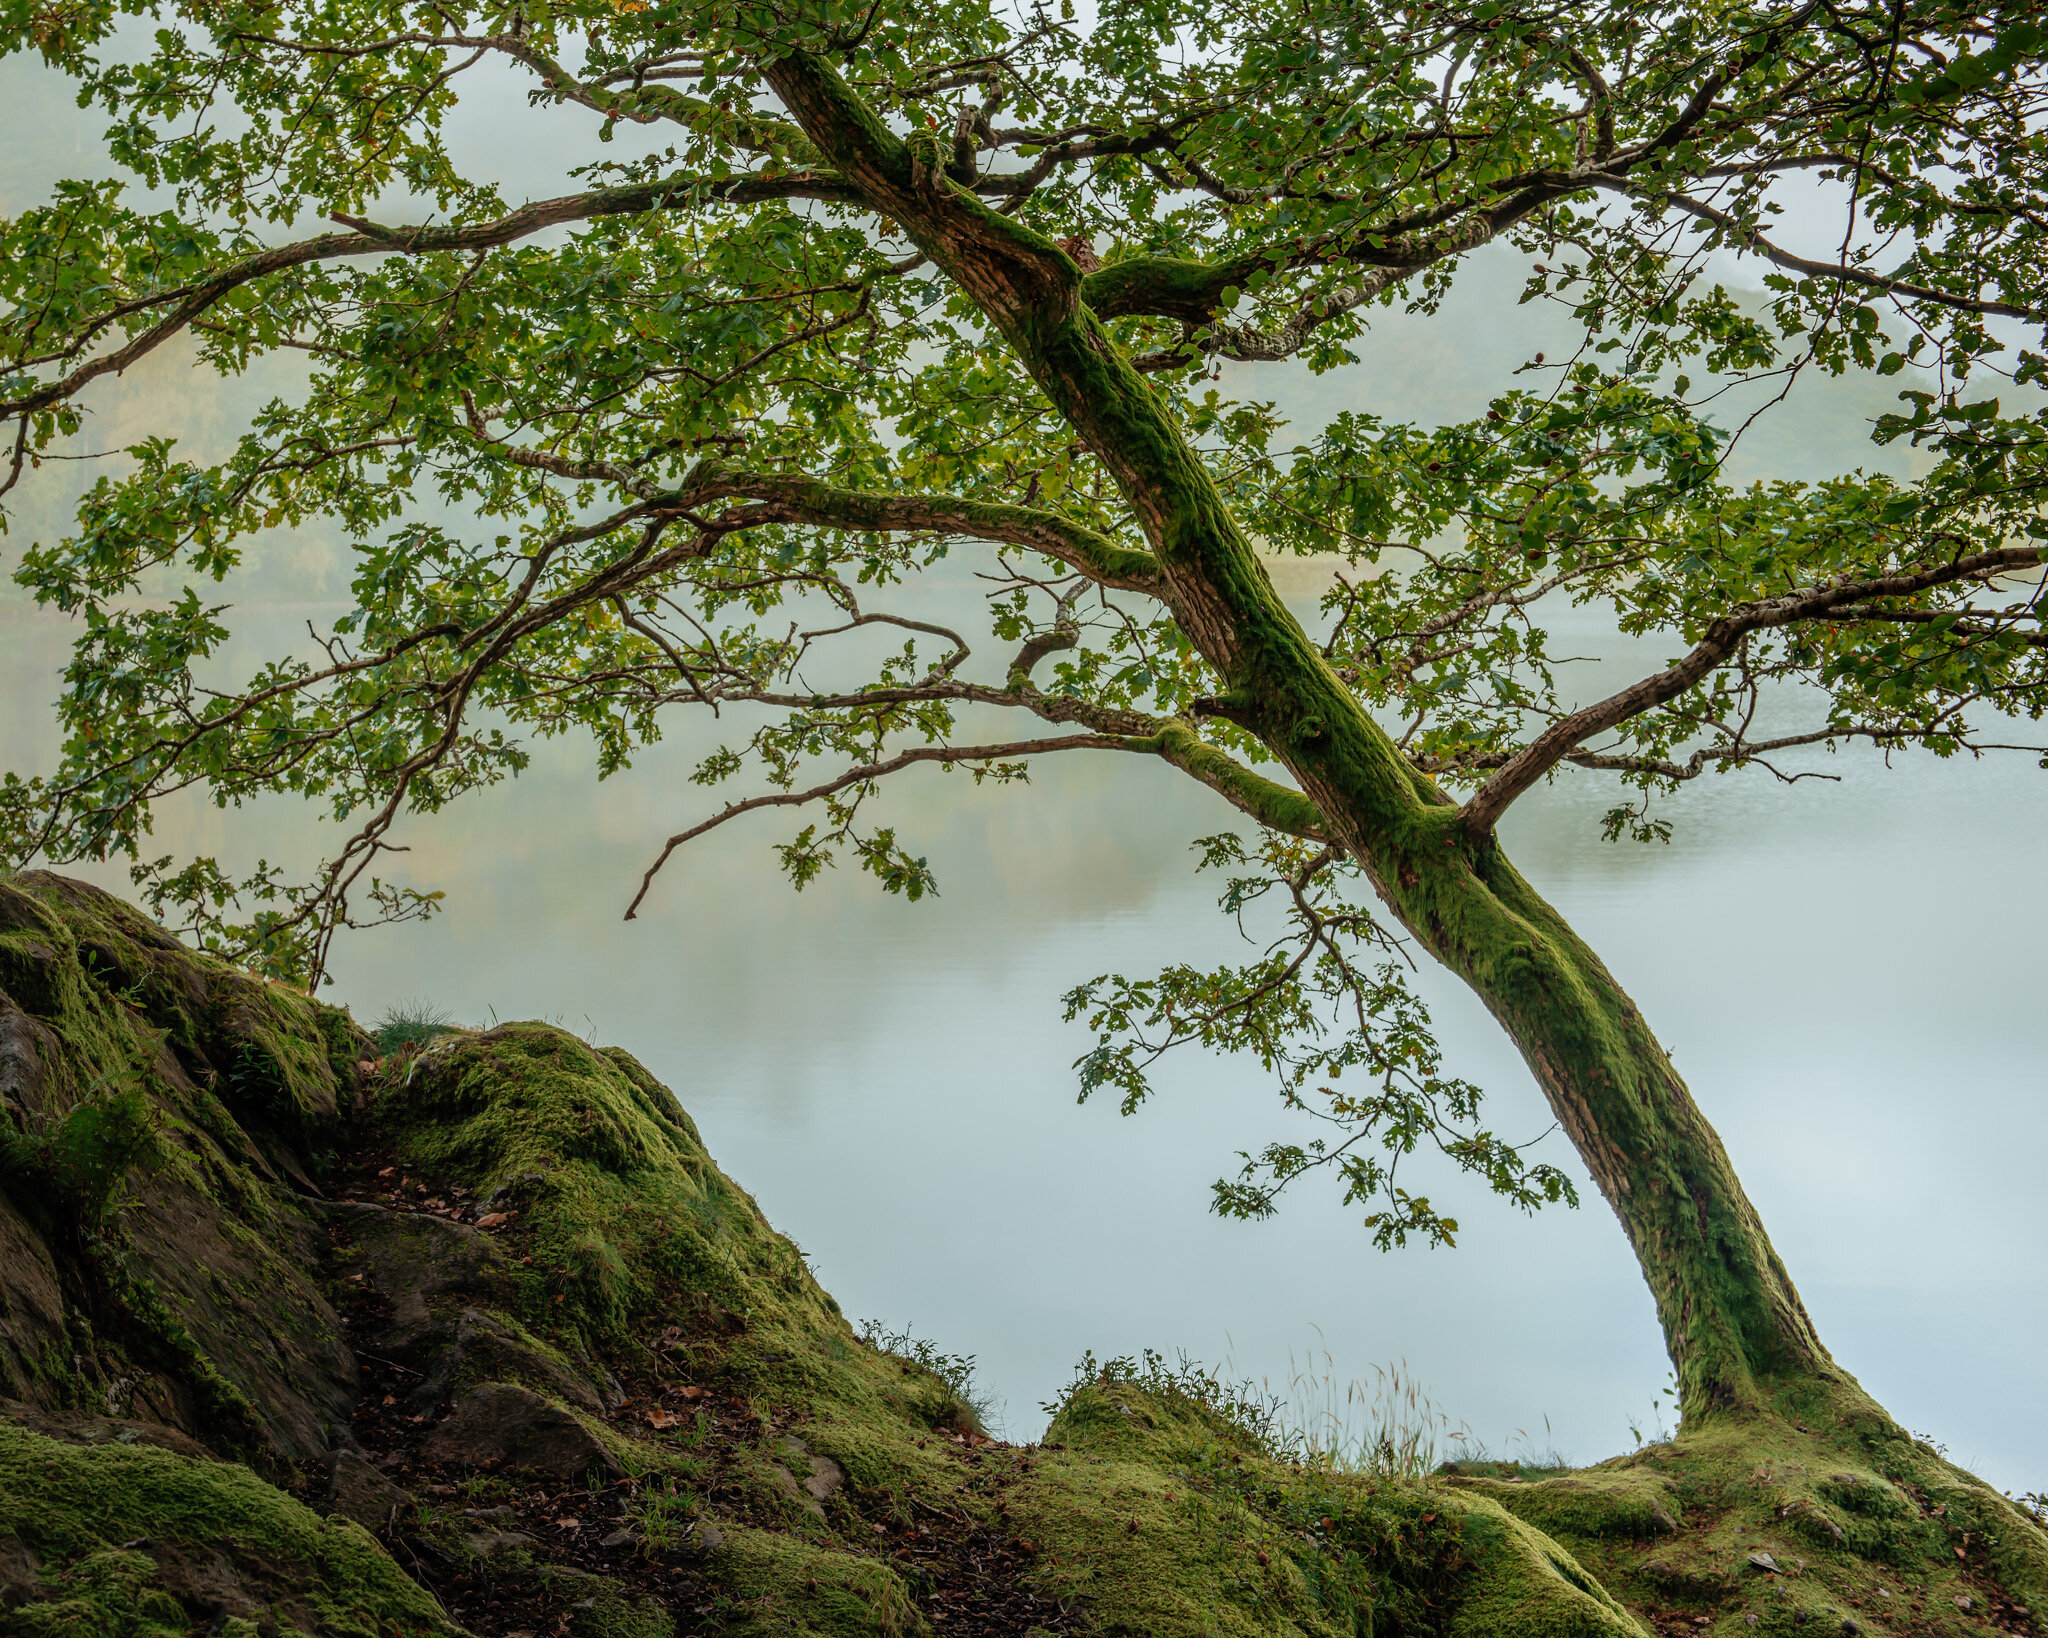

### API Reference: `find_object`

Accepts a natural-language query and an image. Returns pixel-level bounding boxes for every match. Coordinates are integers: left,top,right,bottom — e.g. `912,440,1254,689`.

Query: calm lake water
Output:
3,43,2042,1492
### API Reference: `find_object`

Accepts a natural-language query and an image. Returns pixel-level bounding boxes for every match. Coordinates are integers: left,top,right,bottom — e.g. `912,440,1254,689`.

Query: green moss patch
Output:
707,1525,928,1638
1450,1392,2048,1637
0,1422,456,1637
364,1023,978,1443
1004,1356,1648,1638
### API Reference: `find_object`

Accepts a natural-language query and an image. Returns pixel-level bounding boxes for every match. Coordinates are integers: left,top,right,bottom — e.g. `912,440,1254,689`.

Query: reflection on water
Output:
4,586,2042,1490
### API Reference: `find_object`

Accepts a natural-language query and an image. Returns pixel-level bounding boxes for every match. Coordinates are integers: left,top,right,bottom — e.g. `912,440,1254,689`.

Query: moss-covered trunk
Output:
1084,424,1849,1420
1045,330,1852,1419
1060,363,1849,1420
1415,848,1838,1419
762,47,1872,1430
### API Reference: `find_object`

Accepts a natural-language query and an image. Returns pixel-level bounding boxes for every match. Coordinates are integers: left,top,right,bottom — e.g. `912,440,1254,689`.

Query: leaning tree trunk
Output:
1092,434,1858,1423
765,50,1867,1430
1414,843,1838,1420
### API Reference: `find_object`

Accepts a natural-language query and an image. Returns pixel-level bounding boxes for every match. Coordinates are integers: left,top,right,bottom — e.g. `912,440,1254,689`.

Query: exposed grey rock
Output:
0,1396,211,1460
0,1533,41,1610
769,1462,819,1517
465,1530,539,1559
332,1204,610,1412
325,1203,519,1343
803,1453,846,1506
774,1434,845,1513
420,1383,623,1482
321,1448,412,1531
118,1179,357,1458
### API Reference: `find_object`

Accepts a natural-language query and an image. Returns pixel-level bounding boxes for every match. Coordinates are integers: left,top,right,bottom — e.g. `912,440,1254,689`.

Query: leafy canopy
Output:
2,0,2043,1247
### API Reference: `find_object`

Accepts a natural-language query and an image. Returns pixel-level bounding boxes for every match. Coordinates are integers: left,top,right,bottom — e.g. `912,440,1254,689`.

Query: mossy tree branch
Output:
1459,543,2048,836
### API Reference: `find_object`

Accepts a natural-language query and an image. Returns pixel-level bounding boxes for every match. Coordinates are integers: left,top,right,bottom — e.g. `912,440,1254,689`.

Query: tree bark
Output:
764,48,1860,1425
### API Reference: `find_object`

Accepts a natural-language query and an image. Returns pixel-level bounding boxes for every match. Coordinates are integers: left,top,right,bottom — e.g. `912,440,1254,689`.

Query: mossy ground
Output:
1012,1358,1644,1638
2,872,2042,1638
328,1016,1680,1638
0,1425,458,1638
1442,1388,2046,1638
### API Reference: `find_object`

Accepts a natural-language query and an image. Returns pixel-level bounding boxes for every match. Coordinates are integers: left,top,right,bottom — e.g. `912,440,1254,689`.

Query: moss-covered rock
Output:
1012,1359,1648,1638
0,872,363,1463
1447,1397,2048,1637
0,1422,456,1637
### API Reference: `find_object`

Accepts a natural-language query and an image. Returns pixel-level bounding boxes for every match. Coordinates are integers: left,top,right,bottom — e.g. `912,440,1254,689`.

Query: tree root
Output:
1433,1487,1655,1637
1440,1395,2046,1637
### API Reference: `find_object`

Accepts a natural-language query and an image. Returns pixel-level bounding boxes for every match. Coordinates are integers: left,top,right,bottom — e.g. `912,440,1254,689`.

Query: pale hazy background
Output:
2,44,2042,1492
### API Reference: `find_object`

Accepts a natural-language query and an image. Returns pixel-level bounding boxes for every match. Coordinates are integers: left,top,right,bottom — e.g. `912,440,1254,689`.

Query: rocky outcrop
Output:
0,871,360,1461
420,1383,624,1481
0,873,1662,1638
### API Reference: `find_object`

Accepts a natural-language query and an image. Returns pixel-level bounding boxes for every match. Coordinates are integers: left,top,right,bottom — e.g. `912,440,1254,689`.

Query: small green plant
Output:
1625,1371,1680,1448
626,1477,701,1553
372,999,459,1054
859,1319,1003,1434
1,1085,160,1229
1042,1347,1288,1451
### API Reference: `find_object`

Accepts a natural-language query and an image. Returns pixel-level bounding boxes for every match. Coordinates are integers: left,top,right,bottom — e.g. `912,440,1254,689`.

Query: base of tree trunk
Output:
1442,1384,2048,1637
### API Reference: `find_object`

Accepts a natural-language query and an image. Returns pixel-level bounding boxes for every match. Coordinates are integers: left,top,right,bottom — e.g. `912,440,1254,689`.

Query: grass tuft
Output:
1220,1334,1471,1478
371,998,459,1053
858,1319,1003,1435
625,1475,704,1553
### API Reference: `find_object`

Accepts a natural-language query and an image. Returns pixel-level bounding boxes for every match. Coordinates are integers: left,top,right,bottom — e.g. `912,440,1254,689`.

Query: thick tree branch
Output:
1084,0,1847,363
1819,604,2048,644
1459,545,2048,835
760,51,1080,322
696,468,1161,591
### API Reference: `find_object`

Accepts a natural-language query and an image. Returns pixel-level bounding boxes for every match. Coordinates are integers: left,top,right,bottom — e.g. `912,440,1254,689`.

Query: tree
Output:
3,0,2045,1612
